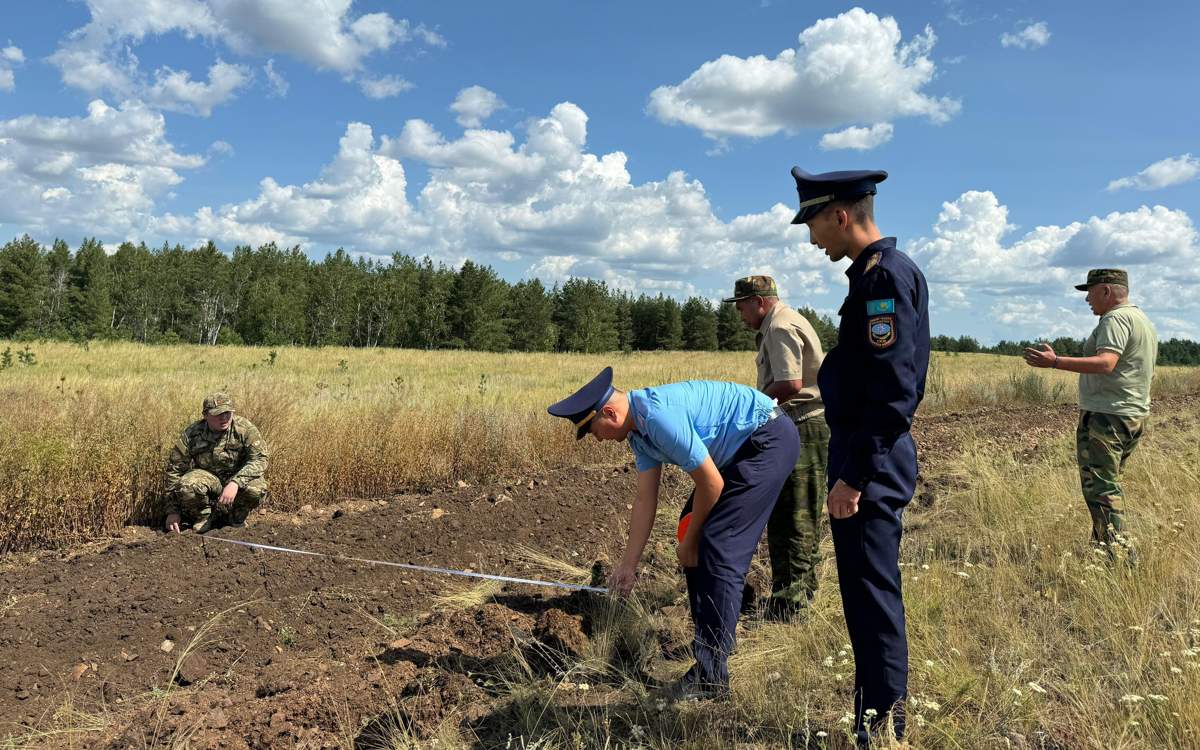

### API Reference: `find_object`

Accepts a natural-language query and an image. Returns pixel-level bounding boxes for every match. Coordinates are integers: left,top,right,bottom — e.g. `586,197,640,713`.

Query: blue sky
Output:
1,1,1198,342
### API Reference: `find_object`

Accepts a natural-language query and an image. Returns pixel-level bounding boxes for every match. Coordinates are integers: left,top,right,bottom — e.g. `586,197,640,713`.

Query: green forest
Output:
1,236,1197,364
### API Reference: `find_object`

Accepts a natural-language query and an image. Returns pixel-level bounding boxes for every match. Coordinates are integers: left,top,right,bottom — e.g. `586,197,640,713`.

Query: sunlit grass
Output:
0,340,1196,552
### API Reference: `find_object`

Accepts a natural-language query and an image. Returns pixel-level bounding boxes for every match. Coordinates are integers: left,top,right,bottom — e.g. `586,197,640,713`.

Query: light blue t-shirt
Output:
627,381,776,473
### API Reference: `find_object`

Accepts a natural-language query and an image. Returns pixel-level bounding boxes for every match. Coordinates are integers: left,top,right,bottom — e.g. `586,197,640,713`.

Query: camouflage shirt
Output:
165,416,269,491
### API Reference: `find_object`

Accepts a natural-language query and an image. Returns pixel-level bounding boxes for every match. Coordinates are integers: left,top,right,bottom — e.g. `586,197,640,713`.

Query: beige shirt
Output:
755,301,824,418
1079,303,1157,418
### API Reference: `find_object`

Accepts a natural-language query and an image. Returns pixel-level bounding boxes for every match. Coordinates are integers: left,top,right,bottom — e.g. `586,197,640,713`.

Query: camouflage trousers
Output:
1076,411,1145,547
171,469,267,525
767,414,830,605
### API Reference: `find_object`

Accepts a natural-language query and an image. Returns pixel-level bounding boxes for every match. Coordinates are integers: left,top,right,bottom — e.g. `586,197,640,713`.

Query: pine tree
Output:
716,301,755,351
681,296,719,350
506,279,557,351
0,236,48,337
449,260,511,351
69,238,115,338
554,279,619,352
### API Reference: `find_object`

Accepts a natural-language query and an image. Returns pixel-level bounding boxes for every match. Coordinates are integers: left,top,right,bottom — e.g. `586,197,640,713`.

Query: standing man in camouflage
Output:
164,392,269,534
1023,269,1157,553
725,275,829,621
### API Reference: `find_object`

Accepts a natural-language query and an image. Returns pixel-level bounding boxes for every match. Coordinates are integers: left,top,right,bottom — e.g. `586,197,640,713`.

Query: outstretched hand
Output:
165,512,182,534
1023,343,1056,369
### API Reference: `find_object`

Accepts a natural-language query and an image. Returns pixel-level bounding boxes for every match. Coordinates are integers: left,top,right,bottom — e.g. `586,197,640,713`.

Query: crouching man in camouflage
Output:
1023,269,1157,554
164,392,269,534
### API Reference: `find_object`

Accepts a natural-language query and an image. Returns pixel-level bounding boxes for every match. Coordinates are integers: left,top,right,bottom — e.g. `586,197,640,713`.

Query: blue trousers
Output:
829,431,916,744
679,415,799,687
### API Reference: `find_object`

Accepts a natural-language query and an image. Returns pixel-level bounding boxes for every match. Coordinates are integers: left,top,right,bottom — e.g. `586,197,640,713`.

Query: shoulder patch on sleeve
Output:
866,298,895,315
868,315,897,349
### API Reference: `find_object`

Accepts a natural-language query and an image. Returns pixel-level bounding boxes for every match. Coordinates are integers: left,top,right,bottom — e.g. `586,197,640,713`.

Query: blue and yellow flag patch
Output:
866,298,895,315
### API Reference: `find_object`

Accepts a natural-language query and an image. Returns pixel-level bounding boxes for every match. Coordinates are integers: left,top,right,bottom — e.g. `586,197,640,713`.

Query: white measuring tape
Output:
196,535,608,594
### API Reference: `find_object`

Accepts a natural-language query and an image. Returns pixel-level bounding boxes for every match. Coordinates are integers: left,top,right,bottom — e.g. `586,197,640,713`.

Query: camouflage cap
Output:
202,392,234,416
1074,268,1129,291
722,275,779,303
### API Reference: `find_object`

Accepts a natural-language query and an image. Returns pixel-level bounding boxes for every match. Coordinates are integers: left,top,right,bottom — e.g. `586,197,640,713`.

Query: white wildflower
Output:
921,564,930,570
1171,666,1183,675
1027,682,1047,694
816,730,828,738
1148,694,1168,703
924,660,935,668
864,708,878,718
1120,694,1145,704
922,699,941,711
823,656,835,668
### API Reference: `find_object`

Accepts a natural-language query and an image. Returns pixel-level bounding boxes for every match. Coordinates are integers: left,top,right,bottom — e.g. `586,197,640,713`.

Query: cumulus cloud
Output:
47,0,441,112
1000,21,1050,49
1107,154,1200,192
909,190,1200,338
145,60,251,115
647,7,959,141
819,123,894,151
451,86,505,128
358,74,412,99
0,69,13,93
0,99,205,238
145,99,828,301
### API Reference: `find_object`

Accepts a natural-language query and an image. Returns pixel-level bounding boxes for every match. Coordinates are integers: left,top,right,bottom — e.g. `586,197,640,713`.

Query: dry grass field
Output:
2,341,1200,749
1,340,1197,553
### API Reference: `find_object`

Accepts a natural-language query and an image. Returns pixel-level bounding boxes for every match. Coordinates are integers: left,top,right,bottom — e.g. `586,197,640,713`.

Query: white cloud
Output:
358,74,412,99
0,99,204,238
1107,154,1200,192
145,60,251,116
263,58,288,97
148,99,827,301
209,140,234,157
1000,21,1051,50
47,0,441,111
908,190,1200,338
819,122,894,151
647,7,959,141
0,44,23,92
451,86,505,128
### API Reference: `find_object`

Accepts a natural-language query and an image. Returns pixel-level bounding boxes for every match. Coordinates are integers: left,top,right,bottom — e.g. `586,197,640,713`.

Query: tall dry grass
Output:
428,400,1200,749
1,341,1197,552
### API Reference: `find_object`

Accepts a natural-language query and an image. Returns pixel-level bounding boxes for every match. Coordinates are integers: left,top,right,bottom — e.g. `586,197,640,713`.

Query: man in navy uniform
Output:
547,369,799,700
791,168,930,745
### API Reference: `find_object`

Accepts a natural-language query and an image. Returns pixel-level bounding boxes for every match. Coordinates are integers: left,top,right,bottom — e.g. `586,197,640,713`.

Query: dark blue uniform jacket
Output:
819,237,930,491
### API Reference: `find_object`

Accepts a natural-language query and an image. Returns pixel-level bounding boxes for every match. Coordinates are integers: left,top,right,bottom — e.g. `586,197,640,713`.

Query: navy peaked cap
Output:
547,366,615,440
790,167,888,224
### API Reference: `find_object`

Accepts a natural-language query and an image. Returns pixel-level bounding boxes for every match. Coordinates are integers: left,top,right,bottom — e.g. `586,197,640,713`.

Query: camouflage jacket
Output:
165,416,269,491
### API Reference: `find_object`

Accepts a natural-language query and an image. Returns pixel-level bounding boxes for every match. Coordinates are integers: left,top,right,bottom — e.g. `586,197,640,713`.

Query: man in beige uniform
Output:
726,275,829,619
1024,269,1157,554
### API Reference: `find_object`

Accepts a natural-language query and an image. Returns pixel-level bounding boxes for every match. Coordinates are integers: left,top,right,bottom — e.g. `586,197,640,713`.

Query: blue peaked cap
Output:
547,367,615,440
790,167,888,225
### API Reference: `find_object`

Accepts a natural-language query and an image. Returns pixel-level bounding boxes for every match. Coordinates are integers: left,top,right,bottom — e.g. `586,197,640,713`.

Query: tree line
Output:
931,334,1200,367
1,236,1195,364
0,236,840,353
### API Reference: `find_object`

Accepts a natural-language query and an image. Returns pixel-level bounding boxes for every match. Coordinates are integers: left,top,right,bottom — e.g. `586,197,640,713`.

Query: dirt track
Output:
1,396,1194,748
